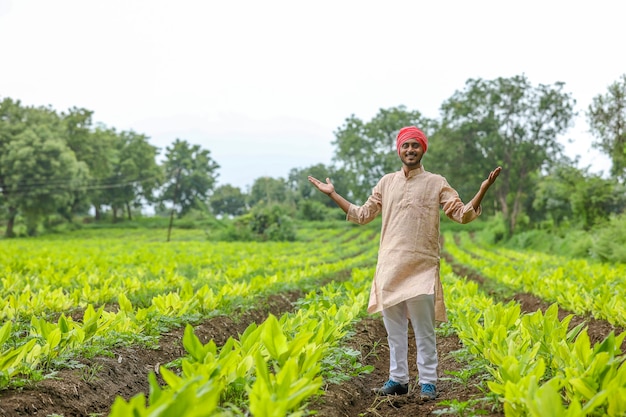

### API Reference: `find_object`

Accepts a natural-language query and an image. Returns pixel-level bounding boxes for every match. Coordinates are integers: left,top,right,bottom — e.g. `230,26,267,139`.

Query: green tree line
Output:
295,74,626,237
0,100,220,237
1,73,625,238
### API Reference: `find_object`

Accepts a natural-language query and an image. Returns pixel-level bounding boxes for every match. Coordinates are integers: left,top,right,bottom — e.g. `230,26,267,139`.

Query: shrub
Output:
297,200,330,221
590,214,626,263
233,203,296,241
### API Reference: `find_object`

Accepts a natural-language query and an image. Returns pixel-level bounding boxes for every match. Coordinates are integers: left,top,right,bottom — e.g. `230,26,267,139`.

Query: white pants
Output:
382,294,437,385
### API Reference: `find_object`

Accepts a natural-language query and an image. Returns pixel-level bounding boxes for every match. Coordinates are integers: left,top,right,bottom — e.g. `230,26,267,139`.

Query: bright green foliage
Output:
521,377,583,417
0,224,377,414
110,265,370,416
447,231,626,327
5,223,626,415
248,350,322,417
109,371,223,417
442,244,626,416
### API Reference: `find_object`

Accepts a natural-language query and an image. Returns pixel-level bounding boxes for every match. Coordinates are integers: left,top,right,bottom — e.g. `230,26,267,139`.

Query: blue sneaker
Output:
420,383,437,400
373,379,409,396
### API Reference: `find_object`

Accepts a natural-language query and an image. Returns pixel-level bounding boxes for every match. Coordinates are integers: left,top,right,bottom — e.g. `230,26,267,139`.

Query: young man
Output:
308,126,501,400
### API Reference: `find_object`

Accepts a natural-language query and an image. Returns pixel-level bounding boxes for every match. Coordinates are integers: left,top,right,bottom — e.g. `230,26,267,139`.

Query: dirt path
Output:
1,260,623,417
310,255,626,417
310,318,500,417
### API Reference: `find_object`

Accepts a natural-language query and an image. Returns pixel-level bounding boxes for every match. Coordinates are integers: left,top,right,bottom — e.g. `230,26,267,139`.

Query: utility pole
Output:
167,167,182,242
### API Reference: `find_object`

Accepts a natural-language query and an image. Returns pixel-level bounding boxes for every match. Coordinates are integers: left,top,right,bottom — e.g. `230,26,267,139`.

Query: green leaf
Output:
0,321,12,345
58,314,70,334
261,315,288,362
118,293,134,314
182,324,206,363
568,377,597,400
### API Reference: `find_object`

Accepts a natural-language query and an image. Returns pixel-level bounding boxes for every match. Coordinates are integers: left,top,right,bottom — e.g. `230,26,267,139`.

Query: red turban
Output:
396,126,428,155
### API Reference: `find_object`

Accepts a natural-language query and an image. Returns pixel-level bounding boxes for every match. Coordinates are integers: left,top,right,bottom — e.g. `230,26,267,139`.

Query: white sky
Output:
1,0,624,189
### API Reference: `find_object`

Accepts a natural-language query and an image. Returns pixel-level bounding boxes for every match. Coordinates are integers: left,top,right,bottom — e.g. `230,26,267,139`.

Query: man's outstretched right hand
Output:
308,176,335,196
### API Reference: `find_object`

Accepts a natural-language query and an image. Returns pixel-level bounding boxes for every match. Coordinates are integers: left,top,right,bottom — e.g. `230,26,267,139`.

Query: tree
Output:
83,125,121,220
98,130,162,221
332,106,436,203
587,74,626,181
248,176,292,207
60,107,108,219
535,163,625,231
287,164,341,207
0,97,25,235
570,174,623,230
160,139,220,217
0,106,88,236
62,107,95,158
426,123,498,205
439,75,576,235
532,161,586,228
235,203,296,241
209,184,247,217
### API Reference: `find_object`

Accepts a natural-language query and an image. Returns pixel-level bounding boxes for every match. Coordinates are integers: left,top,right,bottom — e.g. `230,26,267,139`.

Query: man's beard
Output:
403,155,421,167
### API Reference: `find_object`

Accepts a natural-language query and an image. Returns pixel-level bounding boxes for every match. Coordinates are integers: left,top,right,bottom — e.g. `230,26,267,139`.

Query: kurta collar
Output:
401,165,425,179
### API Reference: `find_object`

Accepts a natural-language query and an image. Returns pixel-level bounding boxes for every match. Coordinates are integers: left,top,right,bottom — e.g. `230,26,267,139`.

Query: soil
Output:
1,258,624,417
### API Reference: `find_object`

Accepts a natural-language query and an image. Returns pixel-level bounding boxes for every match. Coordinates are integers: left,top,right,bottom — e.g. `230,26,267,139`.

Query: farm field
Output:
1,223,625,416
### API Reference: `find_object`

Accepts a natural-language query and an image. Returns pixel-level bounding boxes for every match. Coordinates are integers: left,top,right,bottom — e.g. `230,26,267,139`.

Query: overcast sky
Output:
1,0,624,189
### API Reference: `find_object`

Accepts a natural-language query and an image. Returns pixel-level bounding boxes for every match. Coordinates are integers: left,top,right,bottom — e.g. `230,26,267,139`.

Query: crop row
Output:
0,224,379,389
109,267,375,416
3,223,625,415
0,225,377,319
104,250,626,416
440,260,626,416
443,231,626,327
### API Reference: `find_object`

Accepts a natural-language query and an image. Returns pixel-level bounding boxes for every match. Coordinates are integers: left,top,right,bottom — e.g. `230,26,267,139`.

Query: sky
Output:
1,0,624,190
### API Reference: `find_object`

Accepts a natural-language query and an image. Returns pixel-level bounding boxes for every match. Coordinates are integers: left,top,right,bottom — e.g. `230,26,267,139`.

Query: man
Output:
308,126,501,400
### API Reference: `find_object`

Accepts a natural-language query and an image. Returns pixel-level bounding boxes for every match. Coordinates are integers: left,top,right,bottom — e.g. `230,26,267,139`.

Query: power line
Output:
0,174,164,196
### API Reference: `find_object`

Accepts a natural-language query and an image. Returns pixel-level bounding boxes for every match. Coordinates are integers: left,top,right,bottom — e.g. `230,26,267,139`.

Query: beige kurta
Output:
346,166,481,322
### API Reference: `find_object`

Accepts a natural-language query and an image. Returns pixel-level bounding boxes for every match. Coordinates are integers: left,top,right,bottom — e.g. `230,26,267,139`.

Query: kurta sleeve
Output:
347,182,383,225
440,179,481,224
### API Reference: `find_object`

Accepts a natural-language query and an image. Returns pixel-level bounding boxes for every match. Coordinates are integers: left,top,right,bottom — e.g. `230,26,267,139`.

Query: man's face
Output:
399,139,424,169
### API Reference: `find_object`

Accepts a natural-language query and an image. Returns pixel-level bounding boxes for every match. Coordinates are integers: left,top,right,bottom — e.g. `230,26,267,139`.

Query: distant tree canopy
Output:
437,75,576,235
324,75,579,235
160,138,220,217
0,99,217,236
0,99,88,236
248,176,292,207
209,184,247,217
587,74,626,181
288,164,338,207
2,73,625,238
107,130,162,221
532,161,626,230
321,74,625,235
